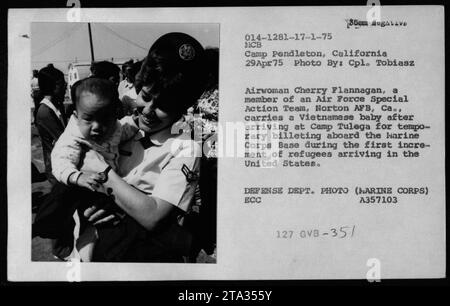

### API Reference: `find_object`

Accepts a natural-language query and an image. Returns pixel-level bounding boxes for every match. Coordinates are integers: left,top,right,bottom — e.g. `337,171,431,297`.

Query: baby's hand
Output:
76,172,103,192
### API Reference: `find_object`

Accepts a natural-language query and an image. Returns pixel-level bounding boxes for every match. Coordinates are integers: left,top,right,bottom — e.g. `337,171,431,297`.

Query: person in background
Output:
90,61,120,87
31,69,39,88
31,69,42,121
120,60,143,116
35,64,67,186
118,60,134,100
31,69,47,185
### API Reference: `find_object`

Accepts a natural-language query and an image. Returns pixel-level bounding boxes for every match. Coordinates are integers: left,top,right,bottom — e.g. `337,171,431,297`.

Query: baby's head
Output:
73,78,118,142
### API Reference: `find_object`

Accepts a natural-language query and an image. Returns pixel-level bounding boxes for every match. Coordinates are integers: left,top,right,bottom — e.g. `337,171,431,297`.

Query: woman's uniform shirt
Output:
118,118,201,213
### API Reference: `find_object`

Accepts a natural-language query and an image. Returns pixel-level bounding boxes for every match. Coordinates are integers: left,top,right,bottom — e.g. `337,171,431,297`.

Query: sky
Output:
31,22,220,73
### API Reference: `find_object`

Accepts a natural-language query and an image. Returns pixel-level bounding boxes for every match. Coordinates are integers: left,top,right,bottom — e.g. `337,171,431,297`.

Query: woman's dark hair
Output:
134,57,145,94
38,64,65,96
204,47,219,91
137,32,207,117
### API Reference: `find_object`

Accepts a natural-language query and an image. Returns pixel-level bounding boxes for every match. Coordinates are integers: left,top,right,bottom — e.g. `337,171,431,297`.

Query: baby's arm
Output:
73,172,103,191
51,131,102,191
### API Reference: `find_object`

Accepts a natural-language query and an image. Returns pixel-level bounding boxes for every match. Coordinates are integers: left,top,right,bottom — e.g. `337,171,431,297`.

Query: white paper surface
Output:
8,6,445,281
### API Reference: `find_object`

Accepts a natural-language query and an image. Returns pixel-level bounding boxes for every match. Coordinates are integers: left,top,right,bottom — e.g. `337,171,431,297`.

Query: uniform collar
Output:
135,119,186,147
135,127,171,147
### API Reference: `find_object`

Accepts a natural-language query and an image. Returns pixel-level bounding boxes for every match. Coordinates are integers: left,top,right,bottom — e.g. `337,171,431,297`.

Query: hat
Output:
139,32,208,117
149,32,205,75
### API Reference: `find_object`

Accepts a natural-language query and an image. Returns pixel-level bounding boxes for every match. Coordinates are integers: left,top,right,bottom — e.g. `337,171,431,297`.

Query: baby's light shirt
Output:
51,115,139,184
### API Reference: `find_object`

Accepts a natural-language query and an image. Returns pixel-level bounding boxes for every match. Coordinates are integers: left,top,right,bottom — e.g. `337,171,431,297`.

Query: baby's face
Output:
76,91,116,142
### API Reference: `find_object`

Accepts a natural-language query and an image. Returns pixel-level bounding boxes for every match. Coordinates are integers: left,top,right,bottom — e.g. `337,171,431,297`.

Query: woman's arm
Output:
82,142,200,231
81,149,176,231
103,170,176,231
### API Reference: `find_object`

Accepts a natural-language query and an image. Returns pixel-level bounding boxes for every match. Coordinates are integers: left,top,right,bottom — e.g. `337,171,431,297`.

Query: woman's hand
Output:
80,149,109,173
83,204,119,226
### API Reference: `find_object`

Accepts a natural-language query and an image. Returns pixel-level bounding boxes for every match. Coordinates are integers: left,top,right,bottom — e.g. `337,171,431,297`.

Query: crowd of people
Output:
31,32,218,262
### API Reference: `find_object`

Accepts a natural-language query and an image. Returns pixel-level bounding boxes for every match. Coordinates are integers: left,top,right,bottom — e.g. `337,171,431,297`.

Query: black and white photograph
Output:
5,5,446,285
29,22,219,263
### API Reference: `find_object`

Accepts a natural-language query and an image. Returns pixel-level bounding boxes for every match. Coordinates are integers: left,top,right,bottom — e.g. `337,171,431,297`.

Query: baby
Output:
50,77,139,261
51,77,138,190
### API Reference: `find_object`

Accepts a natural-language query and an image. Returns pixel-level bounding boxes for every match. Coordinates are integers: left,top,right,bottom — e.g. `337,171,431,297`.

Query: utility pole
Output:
88,23,95,62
